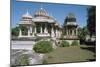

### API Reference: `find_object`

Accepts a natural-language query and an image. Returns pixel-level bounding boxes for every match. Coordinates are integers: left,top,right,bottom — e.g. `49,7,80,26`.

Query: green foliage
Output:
78,27,89,40
18,54,29,65
11,27,19,36
60,40,69,47
42,59,48,64
20,26,28,35
71,40,79,46
87,6,96,36
33,41,53,53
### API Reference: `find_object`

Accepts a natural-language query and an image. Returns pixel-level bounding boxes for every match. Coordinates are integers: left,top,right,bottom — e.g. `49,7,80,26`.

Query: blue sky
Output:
11,0,90,28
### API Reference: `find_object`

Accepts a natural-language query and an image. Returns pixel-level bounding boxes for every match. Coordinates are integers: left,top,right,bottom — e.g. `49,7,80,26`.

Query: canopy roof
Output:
64,13,78,26
22,11,32,19
34,7,48,17
19,8,61,27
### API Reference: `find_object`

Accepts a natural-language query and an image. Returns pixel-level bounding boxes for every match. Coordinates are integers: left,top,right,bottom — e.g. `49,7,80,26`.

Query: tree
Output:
87,6,96,36
78,26,89,41
11,27,19,36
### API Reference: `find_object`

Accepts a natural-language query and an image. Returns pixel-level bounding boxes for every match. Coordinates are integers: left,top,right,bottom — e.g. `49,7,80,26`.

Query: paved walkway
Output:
11,40,35,50
11,49,44,65
11,40,44,66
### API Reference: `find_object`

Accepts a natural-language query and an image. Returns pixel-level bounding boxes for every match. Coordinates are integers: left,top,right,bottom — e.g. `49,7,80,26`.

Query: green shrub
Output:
42,59,48,64
17,54,29,65
33,41,53,53
71,40,79,46
60,40,69,47
48,55,53,59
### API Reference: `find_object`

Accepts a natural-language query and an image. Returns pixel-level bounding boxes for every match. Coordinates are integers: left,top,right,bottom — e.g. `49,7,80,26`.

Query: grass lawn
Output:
43,45,96,64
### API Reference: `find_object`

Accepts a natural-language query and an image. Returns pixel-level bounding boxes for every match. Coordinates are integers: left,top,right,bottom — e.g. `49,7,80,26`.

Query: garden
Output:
33,40,95,64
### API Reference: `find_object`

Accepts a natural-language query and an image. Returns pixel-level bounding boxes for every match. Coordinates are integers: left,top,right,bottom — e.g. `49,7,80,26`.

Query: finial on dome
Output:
40,3,43,9
22,9,32,18
26,9,29,15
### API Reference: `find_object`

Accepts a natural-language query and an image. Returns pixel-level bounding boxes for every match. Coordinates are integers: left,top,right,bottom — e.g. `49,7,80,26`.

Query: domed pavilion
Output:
18,7,61,38
63,13,78,39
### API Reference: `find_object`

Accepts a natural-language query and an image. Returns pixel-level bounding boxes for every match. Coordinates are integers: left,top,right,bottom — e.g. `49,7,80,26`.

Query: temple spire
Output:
40,3,43,9
26,9,29,15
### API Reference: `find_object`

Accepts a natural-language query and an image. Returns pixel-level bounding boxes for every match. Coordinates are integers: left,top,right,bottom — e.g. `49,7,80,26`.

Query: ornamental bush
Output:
42,59,48,64
33,41,53,53
17,54,29,66
71,40,79,46
60,40,69,47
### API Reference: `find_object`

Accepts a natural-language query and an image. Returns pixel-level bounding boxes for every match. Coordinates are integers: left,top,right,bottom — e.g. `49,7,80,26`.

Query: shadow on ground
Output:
80,46,96,53
80,43,96,62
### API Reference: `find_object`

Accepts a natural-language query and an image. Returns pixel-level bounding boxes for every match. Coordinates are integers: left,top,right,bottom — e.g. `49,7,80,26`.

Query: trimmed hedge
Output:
60,40,69,47
33,41,53,53
17,54,29,65
71,40,79,46
42,59,48,64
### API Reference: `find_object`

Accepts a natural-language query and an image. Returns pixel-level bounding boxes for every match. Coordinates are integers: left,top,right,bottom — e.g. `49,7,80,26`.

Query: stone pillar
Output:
55,28,58,37
67,29,68,35
34,26,36,33
51,26,55,37
19,28,22,37
40,24,43,34
44,23,48,33
30,26,32,34
68,29,70,35
76,28,78,36
72,30,74,35
31,26,35,37
28,27,30,36
58,30,60,38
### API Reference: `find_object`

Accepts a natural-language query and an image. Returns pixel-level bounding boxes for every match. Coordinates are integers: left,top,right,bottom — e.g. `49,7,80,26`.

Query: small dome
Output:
65,13,76,23
22,11,32,18
34,8,48,17
67,13,75,18
55,22,59,26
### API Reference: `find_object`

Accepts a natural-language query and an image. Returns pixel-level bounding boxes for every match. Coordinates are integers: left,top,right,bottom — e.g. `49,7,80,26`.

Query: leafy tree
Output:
78,26,89,40
20,26,28,35
11,27,19,36
87,6,96,36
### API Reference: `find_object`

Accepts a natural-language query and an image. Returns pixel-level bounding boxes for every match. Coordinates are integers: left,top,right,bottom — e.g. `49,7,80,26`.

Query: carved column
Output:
19,28,22,37
40,24,43,34
28,26,30,36
34,26,36,33
44,23,48,33
51,26,55,37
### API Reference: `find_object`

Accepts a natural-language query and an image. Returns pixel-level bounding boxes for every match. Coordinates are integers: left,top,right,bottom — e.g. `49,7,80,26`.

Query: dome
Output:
22,11,32,18
65,13,76,23
55,22,59,26
34,8,48,17
33,7,56,23
64,13,78,26
67,13,75,18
